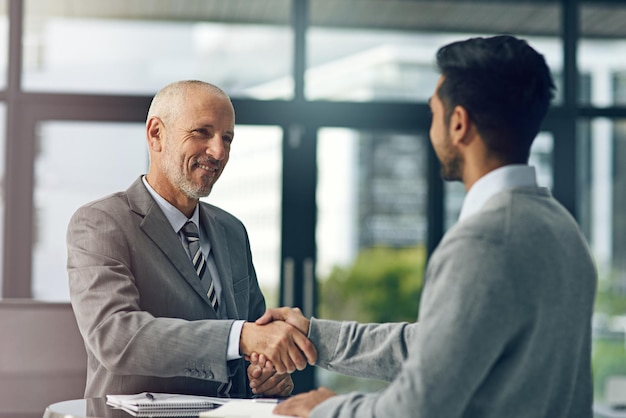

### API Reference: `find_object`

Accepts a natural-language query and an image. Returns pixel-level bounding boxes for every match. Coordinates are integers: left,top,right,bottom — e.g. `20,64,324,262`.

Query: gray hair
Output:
146,80,232,125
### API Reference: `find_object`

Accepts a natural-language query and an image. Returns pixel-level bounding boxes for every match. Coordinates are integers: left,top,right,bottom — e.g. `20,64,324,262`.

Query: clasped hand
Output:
244,308,337,417
240,307,316,375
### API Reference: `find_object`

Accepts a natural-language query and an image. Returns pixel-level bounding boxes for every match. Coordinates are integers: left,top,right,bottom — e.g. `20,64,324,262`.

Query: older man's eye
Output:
192,128,210,137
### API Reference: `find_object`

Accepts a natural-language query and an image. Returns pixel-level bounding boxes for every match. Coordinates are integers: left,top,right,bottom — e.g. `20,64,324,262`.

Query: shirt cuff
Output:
227,320,245,360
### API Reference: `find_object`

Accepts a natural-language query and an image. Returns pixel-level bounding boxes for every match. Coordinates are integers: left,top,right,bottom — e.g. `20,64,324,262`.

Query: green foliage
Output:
595,276,626,316
316,245,425,393
319,245,426,323
592,273,626,402
592,338,626,401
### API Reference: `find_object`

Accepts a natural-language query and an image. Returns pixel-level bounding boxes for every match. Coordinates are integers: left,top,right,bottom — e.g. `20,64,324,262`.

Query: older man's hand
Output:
240,320,316,374
247,353,293,396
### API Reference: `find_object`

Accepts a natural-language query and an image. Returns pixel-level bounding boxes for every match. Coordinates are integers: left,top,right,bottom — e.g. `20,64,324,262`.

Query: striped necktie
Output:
181,221,230,395
181,221,219,312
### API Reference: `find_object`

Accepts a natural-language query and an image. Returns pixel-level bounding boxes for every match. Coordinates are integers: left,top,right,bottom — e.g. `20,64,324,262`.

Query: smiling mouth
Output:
195,161,219,173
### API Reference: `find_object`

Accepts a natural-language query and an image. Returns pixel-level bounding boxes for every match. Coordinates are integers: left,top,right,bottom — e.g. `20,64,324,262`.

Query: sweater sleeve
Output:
309,318,417,382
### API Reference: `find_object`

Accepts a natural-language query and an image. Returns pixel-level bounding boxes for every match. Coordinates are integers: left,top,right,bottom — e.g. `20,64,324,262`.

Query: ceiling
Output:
23,0,626,39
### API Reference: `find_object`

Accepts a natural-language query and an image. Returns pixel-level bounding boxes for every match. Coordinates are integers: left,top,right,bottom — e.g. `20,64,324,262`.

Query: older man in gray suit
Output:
257,36,597,418
67,80,315,398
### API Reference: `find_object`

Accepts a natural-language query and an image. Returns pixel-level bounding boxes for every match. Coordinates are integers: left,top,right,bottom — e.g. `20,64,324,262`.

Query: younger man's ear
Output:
448,105,472,145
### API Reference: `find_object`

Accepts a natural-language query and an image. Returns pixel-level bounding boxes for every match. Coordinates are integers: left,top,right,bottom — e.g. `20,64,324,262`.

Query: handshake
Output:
239,307,316,396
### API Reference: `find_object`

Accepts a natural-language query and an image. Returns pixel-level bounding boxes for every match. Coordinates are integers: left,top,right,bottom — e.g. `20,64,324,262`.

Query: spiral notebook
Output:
106,392,225,416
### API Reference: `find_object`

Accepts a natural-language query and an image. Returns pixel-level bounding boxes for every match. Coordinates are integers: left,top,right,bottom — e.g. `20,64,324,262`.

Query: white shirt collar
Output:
458,165,537,222
141,176,199,232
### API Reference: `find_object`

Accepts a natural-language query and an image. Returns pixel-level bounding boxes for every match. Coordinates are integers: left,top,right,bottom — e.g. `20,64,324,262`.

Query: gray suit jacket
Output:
308,186,596,418
67,177,266,397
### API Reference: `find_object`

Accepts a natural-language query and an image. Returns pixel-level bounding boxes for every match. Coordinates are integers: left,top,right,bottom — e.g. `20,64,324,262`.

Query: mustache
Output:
193,157,221,168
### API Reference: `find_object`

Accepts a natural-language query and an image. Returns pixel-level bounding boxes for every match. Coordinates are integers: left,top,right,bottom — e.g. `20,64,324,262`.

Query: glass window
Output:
580,2,626,106
307,0,562,103
32,121,147,301
316,128,428,392
306,29,442,102
579,118,626,404
206,125,283,307
23,0,292,98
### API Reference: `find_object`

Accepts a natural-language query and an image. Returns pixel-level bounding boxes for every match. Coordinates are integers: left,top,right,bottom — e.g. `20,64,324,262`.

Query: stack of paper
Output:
106,392,227,417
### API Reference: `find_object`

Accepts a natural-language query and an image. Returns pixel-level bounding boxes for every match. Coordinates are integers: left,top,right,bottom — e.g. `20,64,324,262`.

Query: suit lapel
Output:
200,204,239,319
127,177,217,312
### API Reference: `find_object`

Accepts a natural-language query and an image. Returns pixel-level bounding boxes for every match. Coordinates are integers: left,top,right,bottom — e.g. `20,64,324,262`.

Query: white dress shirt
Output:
142,177,244,360
458,164,538,222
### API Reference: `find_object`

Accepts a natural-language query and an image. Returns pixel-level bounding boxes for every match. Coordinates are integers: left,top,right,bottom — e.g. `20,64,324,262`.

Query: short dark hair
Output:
436,35,555,164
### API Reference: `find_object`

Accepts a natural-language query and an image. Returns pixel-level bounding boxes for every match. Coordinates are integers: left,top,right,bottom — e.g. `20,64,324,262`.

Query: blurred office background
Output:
0,0,626,415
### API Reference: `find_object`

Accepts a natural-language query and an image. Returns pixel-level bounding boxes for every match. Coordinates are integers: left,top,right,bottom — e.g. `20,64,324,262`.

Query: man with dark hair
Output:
435,35,554,165
257,35,597,418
